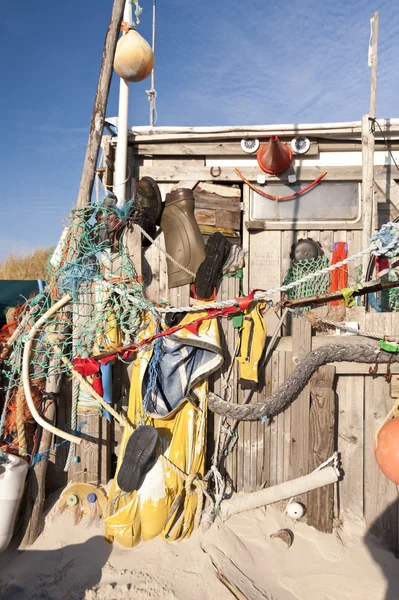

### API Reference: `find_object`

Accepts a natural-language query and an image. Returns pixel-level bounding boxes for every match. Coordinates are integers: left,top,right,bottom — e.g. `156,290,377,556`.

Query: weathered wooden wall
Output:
103,136,399,550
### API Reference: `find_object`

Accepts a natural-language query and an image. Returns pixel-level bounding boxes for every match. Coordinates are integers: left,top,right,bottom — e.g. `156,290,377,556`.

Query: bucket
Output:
0,453,28,552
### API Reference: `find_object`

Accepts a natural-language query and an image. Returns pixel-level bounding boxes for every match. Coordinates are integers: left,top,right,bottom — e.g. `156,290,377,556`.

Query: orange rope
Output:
234,168,327,201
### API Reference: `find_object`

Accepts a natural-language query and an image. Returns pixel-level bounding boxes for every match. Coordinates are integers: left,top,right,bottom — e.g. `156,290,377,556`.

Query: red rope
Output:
234,168,327,201
77,292,258,367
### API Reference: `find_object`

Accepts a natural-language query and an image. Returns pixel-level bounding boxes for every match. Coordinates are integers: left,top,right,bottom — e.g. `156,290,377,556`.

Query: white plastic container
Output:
0,454,28,552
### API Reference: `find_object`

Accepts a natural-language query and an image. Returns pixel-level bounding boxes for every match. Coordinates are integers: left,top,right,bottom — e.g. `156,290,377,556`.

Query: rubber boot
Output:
160,189,206,288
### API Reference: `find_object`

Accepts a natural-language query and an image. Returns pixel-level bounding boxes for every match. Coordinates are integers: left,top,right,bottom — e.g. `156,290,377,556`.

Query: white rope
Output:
288,310,387,341
135,223,196,278
108,221,399,316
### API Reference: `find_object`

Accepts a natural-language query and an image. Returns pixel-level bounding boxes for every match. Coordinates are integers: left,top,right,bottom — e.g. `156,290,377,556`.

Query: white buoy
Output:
285,500,305,520
0,454,29,552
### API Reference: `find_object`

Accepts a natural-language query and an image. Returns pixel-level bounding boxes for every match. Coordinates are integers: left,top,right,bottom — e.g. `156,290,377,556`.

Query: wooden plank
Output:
276,352,286,485
249,230,281,333
197,182,241,197
20,400,56,547
362,114,375,276
195,210,240,232
246,220,364,231
374,177,399,213
283,351,293,483
215,209,241,230
269,353,279,487
133,140,319,156
172,180,198,190
319,229,334,262
260,357,273,489
194,208,216,226
136,165,374,183
137,164,396,183
290,320,312,518
129,120,399,140
364,373,398,554
337,375,365,523
307,365,336,533
194,191,241,211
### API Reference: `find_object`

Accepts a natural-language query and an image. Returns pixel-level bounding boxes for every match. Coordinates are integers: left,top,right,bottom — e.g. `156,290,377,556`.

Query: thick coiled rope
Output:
208,342,399,421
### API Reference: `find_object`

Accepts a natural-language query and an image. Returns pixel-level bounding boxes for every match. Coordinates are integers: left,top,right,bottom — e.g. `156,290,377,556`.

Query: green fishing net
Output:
0,198,152,451
388,270,399,311
283,255,330,302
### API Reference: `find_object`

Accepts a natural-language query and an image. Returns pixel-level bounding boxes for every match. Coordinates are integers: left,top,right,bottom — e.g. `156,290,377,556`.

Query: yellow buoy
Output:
114,29,154,83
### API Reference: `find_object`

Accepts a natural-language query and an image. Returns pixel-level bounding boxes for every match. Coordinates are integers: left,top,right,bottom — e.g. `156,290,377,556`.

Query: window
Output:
250,182,359,222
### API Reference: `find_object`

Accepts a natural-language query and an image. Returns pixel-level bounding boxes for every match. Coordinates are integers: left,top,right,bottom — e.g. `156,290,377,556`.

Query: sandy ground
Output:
1,496,399,600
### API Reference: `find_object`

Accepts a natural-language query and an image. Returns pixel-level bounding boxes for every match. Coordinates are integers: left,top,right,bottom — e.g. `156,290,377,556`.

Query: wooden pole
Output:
362,12,379,278
20,401,56,548
77,0,126,208
307,366,336,533
369,11,379,119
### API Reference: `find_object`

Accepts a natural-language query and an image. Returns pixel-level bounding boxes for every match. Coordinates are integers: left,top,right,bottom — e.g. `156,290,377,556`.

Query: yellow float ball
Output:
114,29,154,83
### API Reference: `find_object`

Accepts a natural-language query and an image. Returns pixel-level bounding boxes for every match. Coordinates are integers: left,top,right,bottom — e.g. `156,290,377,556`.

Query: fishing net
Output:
0,198,153,457
283,255,330,303
388,270,399,311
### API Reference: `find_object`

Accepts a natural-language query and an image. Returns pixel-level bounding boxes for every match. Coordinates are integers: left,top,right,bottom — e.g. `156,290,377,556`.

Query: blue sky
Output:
0,0,398,259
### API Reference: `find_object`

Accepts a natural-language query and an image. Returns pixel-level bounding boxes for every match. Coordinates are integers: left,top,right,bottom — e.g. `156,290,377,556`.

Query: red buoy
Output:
374,417,399,484
257,136,293,174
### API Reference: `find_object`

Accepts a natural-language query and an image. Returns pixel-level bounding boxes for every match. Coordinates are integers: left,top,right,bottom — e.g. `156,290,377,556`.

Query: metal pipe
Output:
114,1,132,207
149,0,156,127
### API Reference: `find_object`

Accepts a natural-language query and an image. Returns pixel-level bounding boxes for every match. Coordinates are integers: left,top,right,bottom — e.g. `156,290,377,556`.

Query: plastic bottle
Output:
0,454,28,552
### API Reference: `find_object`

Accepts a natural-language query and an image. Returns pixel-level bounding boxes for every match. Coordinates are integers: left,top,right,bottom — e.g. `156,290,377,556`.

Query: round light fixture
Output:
241,138,260,154
291,136,311,155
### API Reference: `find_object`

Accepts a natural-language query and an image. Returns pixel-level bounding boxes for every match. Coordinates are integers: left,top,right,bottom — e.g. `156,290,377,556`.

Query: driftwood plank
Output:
20,401,56,548
337,375,364,523
307,365,336,533
290,320,312,520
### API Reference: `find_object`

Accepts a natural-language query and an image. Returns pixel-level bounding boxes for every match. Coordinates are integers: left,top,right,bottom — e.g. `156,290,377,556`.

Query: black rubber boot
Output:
117,425,159,493
194,232,231,300
134,177,163,227
128,177,163,247
95,193,118,247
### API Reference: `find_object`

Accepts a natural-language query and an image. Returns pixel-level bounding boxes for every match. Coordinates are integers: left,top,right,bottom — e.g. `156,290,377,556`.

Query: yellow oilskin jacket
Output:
104,308,223,547
236,301,267,385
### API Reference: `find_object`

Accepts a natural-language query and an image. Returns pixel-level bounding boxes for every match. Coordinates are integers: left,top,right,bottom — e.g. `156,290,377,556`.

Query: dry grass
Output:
0,247,53,280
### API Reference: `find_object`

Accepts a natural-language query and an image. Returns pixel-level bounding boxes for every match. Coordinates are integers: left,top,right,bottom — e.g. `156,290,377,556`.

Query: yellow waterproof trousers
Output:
104,309,223,547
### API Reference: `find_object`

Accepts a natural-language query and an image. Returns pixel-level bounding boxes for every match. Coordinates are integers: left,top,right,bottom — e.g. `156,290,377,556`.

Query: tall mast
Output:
148,0,157,127
114,1,132,207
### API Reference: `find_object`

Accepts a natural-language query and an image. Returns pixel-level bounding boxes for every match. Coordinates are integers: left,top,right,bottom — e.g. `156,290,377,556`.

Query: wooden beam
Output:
197,182,241,197
135,165,378,183
20,400,56,548
77,0,125,208
374,177,399,213
132,140,320,157
246,220,364,231
172,180,198,190
290,320,312,519
362,114,376,275
307,365,336,533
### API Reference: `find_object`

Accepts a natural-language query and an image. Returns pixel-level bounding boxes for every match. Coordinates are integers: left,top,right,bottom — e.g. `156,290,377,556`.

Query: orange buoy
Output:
374,417,399,484
257,136,293,174
114,29,154,83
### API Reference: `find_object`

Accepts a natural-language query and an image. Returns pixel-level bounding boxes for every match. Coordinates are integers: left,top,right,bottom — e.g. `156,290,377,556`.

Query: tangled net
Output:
0,199,152,457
